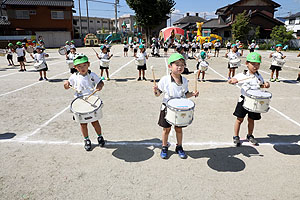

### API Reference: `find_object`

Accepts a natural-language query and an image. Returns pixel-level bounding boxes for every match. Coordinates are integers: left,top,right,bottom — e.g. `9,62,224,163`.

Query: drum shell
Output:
100,59,110,67
200,61,209,71
0,49,6,56
58,47,66,55
243,92,272,113
165,98,195,127
273,58,285,67
229,59,241,68
34,62,47,70
26,46,34,53
135,59,144,66
70,96,103,123
66,60,74,69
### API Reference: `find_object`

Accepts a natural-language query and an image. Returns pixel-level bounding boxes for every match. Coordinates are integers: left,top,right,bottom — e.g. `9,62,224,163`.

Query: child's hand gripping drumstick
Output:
85,89,99,100
150,66,156,86
228,76,254,84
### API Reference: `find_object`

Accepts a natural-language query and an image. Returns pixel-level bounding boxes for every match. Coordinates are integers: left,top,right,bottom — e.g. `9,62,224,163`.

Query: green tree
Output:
270,25,294,45
126,0,175,45
254,26,260,40
231,11,250,42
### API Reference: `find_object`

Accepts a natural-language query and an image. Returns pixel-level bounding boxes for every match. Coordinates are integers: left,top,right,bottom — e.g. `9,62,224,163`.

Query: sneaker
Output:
247,135,258,145
19,69,24,72
233,136,241,147
175,145,187,159
275,78,280,82
24,68,26,71
106,78,110,81
202,79,206,82
160,146,168,159
101,76,105,80
39,77,43,81
228,77,231,80
137,77,142,81
44,77,48,81
198,78,201,82
84,139,92,151
270,78,275,82
143,77,147,81
8,64,12,66
296,77,300,82
97,135,105,147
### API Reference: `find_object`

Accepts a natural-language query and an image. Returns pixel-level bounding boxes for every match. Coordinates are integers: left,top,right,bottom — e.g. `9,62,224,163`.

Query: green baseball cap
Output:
65,41,69,44
246,52,262,63
73,54,89,66
168,53,185,65
100,45,106,50
252,40,255,42
201,51,206,59
276,44,282,47
16,41,22,46
217,39,220,42
71,40,75,43
8,43,13,47
139,44,144,49
123,41,127,44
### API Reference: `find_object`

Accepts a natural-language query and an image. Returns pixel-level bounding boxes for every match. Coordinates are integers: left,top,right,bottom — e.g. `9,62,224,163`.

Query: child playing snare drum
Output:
135,44,148,81
16,41,26,71
194,51,210,82
63,54,105,151
6,43,15,66
153,53,199,159
225,44,243,80
66,47,77,74
30,46,49,81
96,45,113,80
269,44,286,82
228,52,270,146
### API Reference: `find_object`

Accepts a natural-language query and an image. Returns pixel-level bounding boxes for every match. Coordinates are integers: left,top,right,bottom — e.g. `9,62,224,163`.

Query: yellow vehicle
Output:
84,33,99,47
196,22,222,46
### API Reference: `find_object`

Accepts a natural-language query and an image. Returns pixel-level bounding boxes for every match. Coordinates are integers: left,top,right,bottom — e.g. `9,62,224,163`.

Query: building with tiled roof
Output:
284,12,300,39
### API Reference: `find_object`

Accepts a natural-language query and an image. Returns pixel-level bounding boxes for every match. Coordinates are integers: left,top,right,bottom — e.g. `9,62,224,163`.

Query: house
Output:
284,12,300,39
173,13,206,30
0,0,74,48
73,16,113,36
202,0,284,41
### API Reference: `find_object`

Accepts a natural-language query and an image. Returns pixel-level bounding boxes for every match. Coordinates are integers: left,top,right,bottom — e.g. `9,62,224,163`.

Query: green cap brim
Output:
168,53,185,65
246,52,262,63
74,55,89,66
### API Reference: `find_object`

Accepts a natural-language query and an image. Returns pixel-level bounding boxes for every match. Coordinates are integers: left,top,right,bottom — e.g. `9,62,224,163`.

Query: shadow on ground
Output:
187,146,261,172
0,132,16,140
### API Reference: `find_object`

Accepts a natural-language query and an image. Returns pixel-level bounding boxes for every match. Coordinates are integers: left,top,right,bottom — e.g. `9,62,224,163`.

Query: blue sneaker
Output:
160,146,168,159
175,145,187,159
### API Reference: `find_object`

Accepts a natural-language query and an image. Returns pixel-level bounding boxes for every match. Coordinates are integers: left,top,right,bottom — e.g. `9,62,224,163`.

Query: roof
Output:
202,18,228,29
0,18,11,26
284,12,300,19
216,0,281,15
2,0,74,7
250,10,284,25
173,15,205,25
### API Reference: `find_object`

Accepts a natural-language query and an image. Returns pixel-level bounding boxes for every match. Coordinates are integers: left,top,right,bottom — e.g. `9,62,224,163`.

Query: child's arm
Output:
297,52,300,57
225,52,228,58
109,54,113,59
95,81,104,91
269,53,273,58
228,78,238,84
261,82,270,88
153,85,161,97
45,53,49,58
186,91,199,98
282,55,286,59
95,53,100,59
65,54,69,60
30,53,34,59
240,51,243,56
63,80,70,90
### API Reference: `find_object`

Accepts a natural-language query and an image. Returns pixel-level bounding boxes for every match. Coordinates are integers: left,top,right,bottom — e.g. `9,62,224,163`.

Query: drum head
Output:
230,59,241,64
34,61,44,66
246,90,272,98
167,98,195,110
200,61,209,67
58,47,66,55
26,46,34,53
71,95,102,113
101,59,110,63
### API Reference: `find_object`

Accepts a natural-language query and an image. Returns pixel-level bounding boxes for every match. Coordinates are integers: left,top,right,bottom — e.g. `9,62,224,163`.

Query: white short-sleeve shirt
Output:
271,51,284,66
158,75,189,104
227,51,241,67
67,52,76,60
233,71,265,97
203,43,209,48
214,42,221,48
16,48,24,57
68,72,102,97
136,51,147,65
65,45,71,51
33,52,47,63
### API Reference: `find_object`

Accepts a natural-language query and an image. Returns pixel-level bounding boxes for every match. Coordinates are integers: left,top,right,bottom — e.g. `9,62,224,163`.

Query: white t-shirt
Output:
208,42,213,47
163,43,168,49
67,52,76,60
16,48,24,57
99,52,109,60
158,75,189,104
226,42,231,47
195,52,207,62
65,45,70,51
33,52,48,63
123,44,129,49
227,51,241,67
214,42,221,48
70,44,76,49
271,51,284,66
203,43,209,48
191,43,197,48
233,71,264,97
133,44,138,49
7,48,13,55
136,51,147,65
250,43,256,49
68,72,102,97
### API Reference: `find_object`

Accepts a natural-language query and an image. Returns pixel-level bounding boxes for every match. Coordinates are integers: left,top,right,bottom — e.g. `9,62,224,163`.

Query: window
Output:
97,21,100,23
289,19,295,24
51,11,64,19
90,20,93,23
103,21,107,24
15,10,30,19
73,19,77,25
29,10,36,15
81,19,87,23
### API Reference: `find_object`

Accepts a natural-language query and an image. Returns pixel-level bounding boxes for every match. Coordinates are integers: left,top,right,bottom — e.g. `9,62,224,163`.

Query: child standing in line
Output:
135,44,148,81
70,40,76,49
30,46,49,81
133,41,138,57
63,54,105,151
228,52,270,146
226,40,231,53
163,41,169,57
66,47,77,74
196,41,201,53
195,51,210,82
191,40,197,57
225,44,243,80
214,39,221,57
65,41,71,55
249,40,256,52
15,41,26,71
269,44,286,82
123,41,129,57
297,51,300,82
203,39,209,53
208,40,213,53
96,45,113,81
6,43,15,66
153,53,199,159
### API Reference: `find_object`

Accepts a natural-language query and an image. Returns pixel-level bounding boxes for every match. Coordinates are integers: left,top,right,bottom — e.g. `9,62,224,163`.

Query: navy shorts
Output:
233,96,261,120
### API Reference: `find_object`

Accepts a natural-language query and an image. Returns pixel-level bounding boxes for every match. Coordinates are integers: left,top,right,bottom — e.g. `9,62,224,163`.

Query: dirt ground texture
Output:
0,45,300,200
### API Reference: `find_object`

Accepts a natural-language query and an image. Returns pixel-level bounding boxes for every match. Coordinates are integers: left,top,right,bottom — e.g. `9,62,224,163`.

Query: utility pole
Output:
204,12,207,20
86,0,90,33
170,12,171,27
78,0,82,37
115,0,119,33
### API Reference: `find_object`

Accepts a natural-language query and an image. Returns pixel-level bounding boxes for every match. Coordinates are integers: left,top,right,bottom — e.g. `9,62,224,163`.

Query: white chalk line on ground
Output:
1,139,300,147
0,58,100,97
210,59,300,129
14,57,135,140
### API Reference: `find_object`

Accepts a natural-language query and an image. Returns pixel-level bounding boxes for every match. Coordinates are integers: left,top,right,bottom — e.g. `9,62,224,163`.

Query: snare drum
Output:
229,59,241,68
70,95,103,123
26,46,34,53
200,61,209,71
135,58,144,66
100,59,110,68
0,49,5,57
243,90,272,113
34,61,47,70
66,60,74,69
165,98,195,127
274,58,285,67
58,46,66,55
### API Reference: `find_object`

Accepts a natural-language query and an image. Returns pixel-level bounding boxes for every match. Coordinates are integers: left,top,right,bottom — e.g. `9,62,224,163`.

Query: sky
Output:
73,0,300,23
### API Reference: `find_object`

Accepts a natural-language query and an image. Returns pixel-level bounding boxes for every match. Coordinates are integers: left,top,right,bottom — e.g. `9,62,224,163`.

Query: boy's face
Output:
232,46,238,52
169,59,185,75
36,48,42,53
246,62,260,74
102,48,107,53
140,48,144,52
276,46,282,51
70,49,76,54
75,62,90,75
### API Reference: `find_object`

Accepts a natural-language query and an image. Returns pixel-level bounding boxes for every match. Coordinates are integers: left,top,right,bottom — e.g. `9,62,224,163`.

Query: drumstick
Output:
69,85,79,92
92,48,97,54
194,70,198,92
150,66,156,86
85,90,98,100
237,76,255,83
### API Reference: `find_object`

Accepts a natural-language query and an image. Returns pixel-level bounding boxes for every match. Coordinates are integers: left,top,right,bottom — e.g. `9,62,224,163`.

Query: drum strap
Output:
167,75,185,99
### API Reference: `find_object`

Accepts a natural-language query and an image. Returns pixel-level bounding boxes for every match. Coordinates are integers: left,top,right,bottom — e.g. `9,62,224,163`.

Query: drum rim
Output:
242,104,269,113
245,90,272,99
165,117,194,127
70,96,103,114
166,97,195,111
